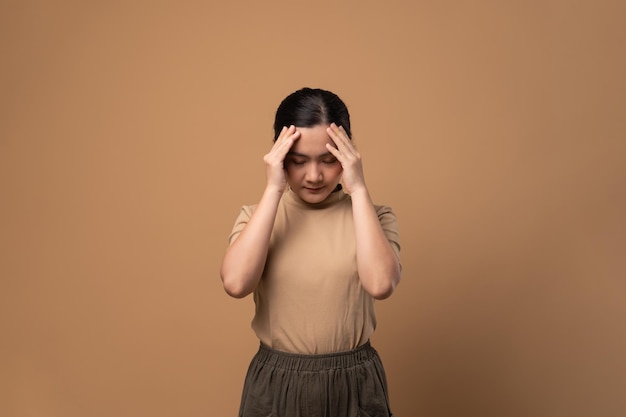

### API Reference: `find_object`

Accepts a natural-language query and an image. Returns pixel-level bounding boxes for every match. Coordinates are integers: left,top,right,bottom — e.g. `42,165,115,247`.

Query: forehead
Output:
291,125,333,155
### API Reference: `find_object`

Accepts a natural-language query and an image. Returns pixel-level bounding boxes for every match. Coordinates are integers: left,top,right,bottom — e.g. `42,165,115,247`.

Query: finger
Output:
279,126,290,141
330,123,349,137
272,126,300,159
275,125,294,144
327,123,351,147
273,126,298,149
325,142,342,158
337,125,352,143
327,123,354,155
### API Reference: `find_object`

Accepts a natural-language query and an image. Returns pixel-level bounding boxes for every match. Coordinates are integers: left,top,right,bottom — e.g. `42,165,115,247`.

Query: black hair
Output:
273,88,351,141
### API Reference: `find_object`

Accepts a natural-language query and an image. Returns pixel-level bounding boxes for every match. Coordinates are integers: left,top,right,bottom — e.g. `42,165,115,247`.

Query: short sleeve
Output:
375,205,401,263
227,205,257,246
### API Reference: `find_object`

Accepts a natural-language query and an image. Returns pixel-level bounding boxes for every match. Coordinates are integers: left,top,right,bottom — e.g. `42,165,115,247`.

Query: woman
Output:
220,87,401,417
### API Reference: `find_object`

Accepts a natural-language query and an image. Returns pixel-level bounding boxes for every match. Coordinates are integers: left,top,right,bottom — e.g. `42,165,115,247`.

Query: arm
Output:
326,124,401,300
220,126,301,298
350,188,401,299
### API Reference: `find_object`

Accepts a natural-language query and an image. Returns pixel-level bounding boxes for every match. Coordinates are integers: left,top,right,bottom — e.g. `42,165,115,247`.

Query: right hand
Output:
263,125,300,192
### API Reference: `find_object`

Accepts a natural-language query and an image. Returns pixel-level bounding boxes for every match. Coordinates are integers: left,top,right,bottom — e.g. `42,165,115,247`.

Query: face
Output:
284,124,343,204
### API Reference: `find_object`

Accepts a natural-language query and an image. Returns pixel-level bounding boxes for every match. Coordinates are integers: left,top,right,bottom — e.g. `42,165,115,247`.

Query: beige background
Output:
1,1,625,416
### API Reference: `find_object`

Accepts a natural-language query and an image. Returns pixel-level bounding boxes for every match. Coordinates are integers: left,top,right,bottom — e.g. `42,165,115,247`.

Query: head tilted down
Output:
274,88,352,204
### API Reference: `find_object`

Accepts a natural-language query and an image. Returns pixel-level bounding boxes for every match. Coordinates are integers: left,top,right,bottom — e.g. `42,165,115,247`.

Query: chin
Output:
300,195,328,204
297,189,333,204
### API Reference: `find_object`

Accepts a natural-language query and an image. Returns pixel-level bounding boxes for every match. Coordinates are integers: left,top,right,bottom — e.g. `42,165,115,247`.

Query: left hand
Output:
326,123,367,195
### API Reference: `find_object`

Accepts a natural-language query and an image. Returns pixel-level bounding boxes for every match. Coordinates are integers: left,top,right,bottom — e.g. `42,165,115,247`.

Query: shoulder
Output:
240,204,257,217
232,203,258,220
373,204,397,220
227,204,258,245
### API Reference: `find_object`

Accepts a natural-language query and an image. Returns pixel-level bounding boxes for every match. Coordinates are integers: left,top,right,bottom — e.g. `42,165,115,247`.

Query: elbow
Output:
366,264,402,300
220,270,253,299
223,284,250,299
370,287,394,300
369,281,396,300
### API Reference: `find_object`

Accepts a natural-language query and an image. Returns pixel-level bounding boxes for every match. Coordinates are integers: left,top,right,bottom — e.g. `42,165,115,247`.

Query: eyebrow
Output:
287,151,335,159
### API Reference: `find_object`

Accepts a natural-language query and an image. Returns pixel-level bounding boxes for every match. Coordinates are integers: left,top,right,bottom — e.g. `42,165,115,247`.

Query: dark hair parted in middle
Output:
273,88,352,141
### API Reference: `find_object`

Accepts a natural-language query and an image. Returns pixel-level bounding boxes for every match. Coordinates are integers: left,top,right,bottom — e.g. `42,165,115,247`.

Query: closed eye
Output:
288,158,306,166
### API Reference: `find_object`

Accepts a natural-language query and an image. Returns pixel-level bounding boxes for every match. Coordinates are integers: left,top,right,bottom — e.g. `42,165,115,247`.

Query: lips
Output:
305,186,324,193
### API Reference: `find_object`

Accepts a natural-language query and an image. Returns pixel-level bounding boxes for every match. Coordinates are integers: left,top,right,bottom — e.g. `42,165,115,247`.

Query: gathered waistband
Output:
255,341,378,372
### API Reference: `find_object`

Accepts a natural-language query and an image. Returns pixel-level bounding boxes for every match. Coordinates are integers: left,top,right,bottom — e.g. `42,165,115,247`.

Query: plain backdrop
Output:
1,1,625,416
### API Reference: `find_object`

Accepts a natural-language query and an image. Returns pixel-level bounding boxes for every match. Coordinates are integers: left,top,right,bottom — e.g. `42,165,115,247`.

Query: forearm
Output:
220,186,283,298
351,188,401,300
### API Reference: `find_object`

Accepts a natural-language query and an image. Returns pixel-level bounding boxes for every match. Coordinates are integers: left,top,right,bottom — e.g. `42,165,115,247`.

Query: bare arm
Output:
220,126,300,298
326,124,401,299
350,188,401,299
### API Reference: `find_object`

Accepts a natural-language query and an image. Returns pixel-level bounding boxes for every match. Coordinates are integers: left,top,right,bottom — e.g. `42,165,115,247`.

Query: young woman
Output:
220,88,401,417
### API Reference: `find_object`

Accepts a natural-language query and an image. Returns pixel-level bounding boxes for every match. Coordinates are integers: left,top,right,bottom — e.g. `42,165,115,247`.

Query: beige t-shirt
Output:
228,188,401,354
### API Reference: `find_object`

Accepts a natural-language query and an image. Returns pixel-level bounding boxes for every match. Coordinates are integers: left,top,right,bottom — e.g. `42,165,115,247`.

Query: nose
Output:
305,162,322,182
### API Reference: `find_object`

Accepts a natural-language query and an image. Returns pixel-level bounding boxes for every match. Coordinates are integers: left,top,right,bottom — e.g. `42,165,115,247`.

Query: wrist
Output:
264,184,286,198
348,185,370,201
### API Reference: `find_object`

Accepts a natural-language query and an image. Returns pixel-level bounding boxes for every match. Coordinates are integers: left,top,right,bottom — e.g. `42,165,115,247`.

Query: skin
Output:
220,123,401,299
283,124,343,204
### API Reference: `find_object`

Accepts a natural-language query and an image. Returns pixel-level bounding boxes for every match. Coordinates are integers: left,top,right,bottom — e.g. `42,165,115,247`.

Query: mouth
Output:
304,186,325,193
